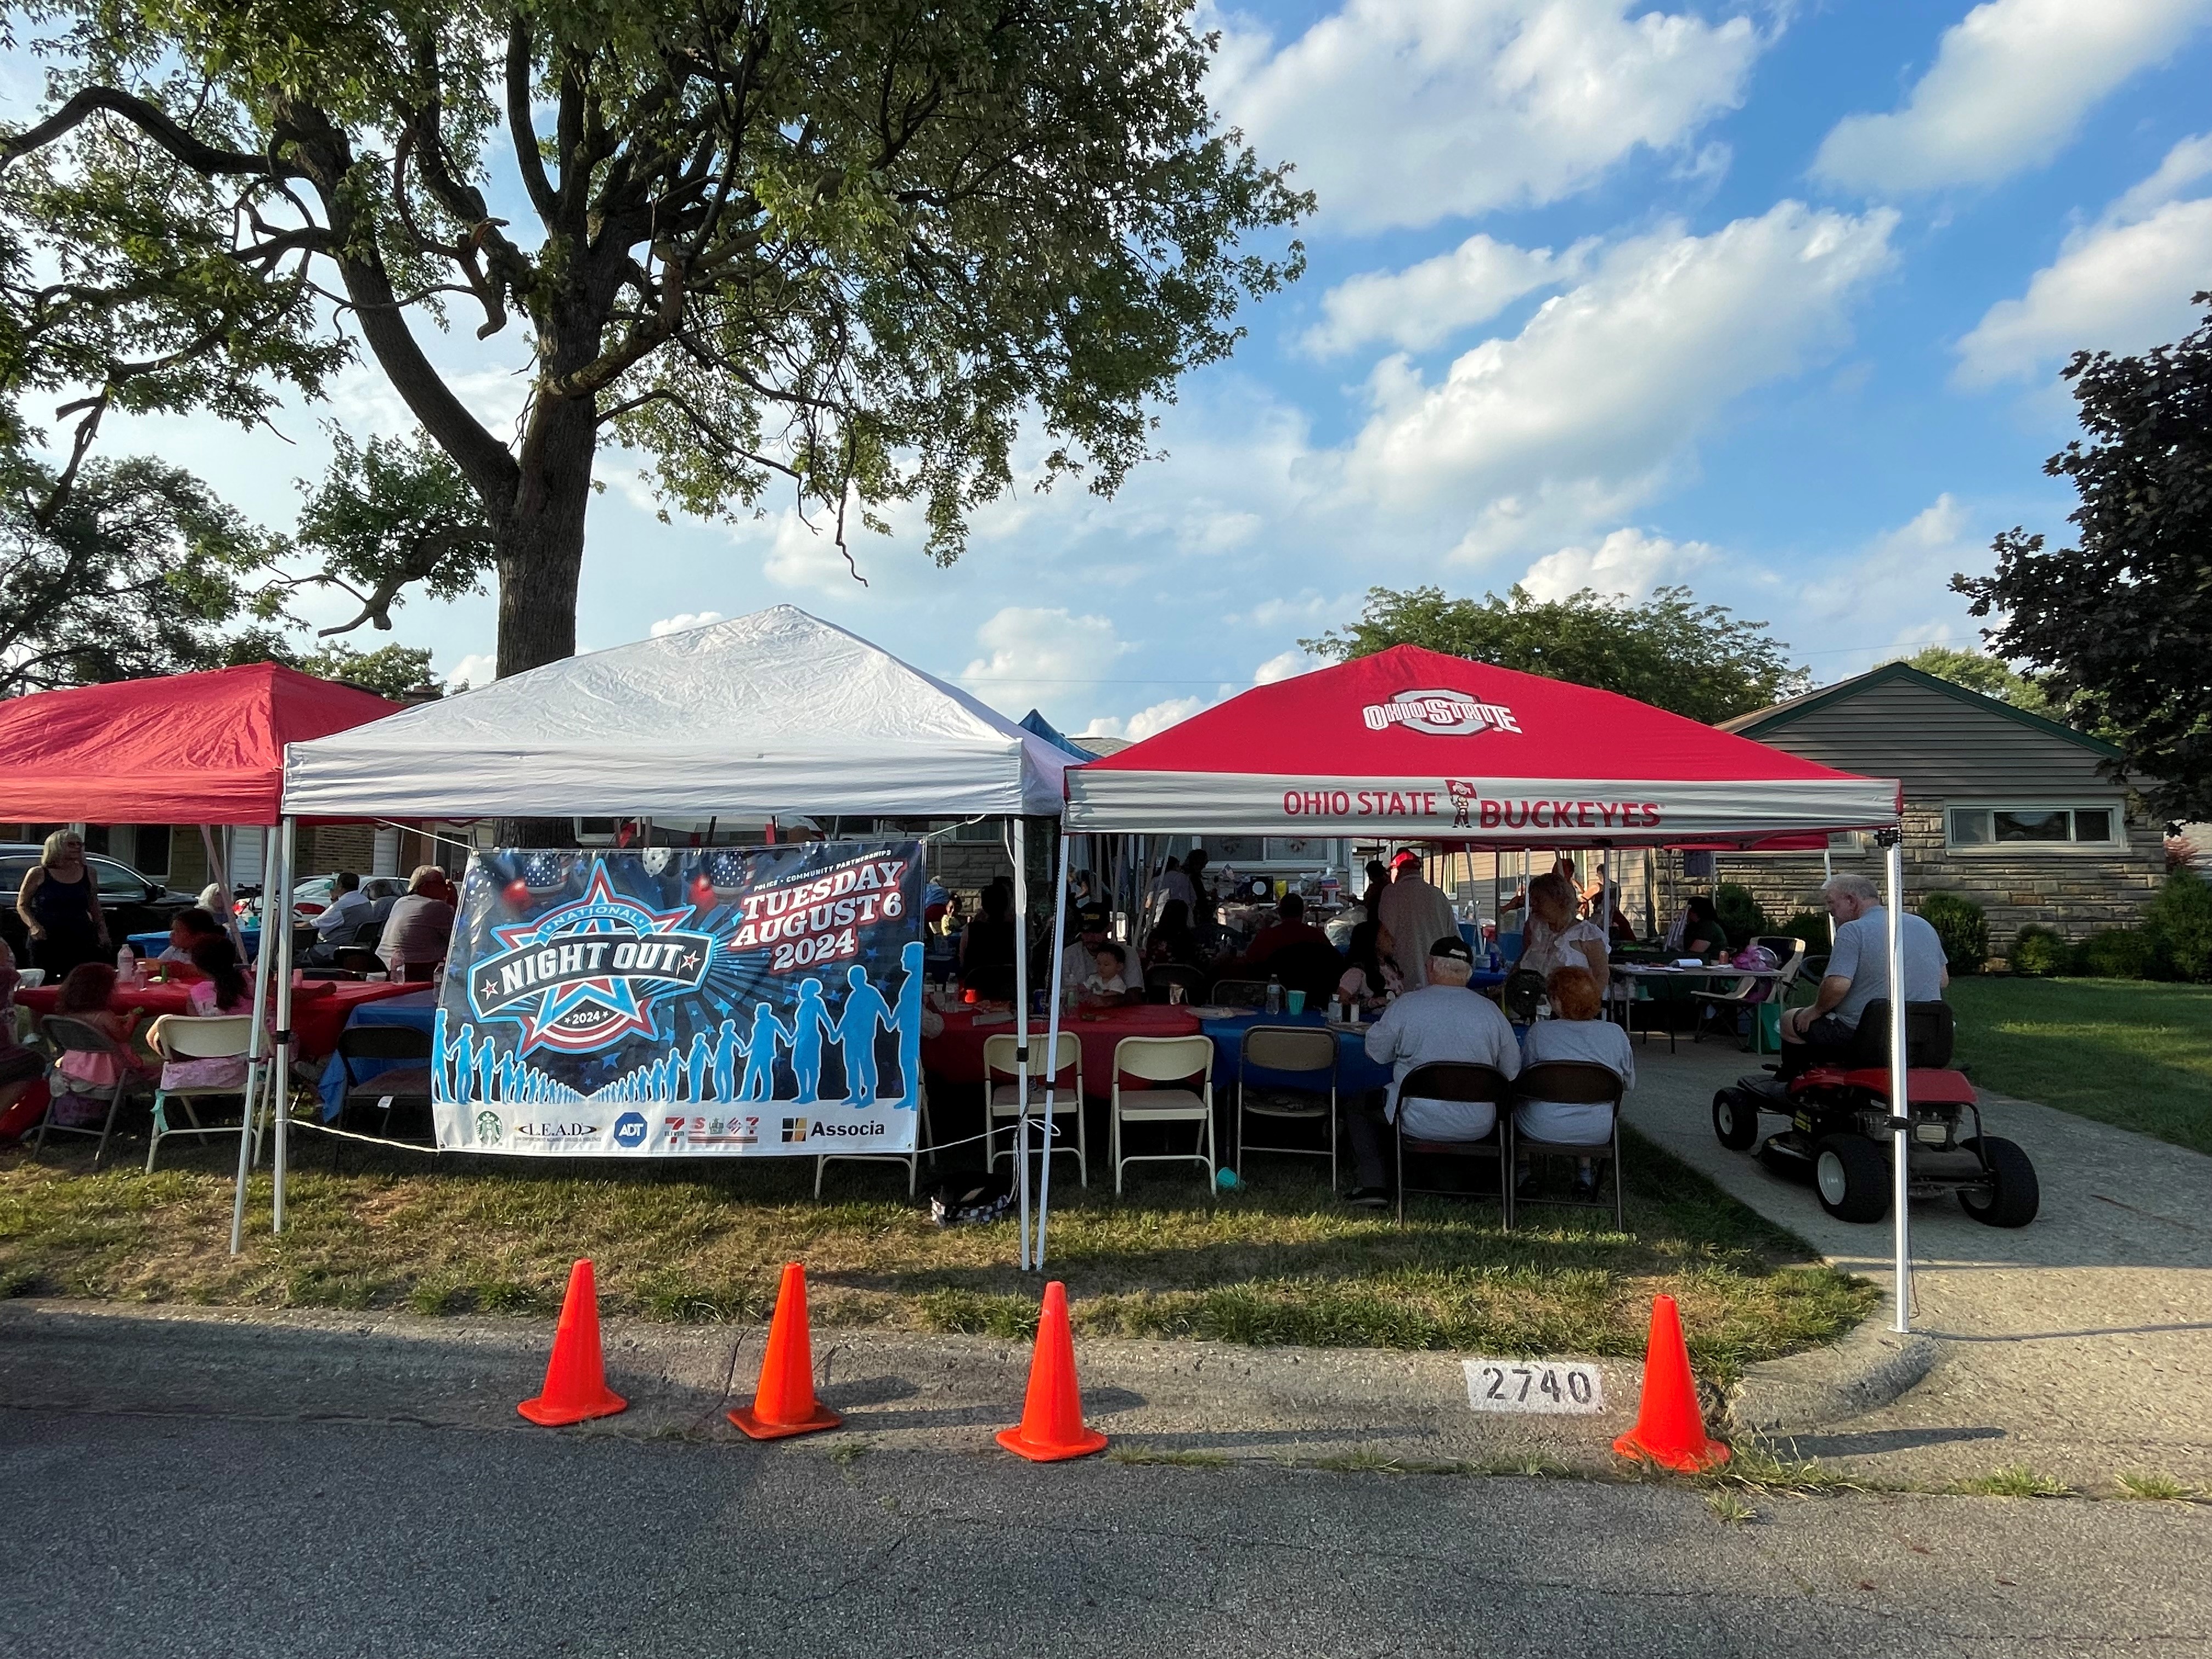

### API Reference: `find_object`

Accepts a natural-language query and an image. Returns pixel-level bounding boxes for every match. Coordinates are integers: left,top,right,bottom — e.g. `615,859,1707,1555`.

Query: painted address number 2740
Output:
1461,1358,1605,1415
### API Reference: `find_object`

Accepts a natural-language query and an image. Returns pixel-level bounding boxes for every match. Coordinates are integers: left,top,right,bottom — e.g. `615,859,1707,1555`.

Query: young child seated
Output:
149,935,258,1092
50,962,156,1091
1080,941,1138,1006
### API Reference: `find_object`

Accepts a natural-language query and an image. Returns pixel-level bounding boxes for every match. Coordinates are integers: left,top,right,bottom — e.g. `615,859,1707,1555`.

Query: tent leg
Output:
1036,832,1073,1270
228,823,284,1254
1012,818,1031,1272
272,817,298,1234
1882,832,1911,1333
198,825,245,955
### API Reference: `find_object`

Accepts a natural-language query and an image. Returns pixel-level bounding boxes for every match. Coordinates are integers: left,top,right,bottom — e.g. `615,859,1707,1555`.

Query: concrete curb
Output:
1728,1299,1939,1434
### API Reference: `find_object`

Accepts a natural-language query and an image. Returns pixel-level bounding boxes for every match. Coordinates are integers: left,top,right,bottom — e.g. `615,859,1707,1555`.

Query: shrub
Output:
2147,870,2212,983
1776,909,1833,951
2072,927,2163,980
1916,892,1990,975
1714,882,1771,946
2007,923,2068,977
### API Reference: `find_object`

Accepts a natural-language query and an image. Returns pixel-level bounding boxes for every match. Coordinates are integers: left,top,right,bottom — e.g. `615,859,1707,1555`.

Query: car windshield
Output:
89,857,150,897
294,878,336,904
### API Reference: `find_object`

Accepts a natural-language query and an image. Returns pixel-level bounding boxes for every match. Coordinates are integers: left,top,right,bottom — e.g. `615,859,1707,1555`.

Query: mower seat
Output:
1845,1000,1955,1068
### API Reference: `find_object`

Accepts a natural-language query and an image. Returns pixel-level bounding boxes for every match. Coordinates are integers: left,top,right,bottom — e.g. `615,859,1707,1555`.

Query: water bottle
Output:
1265,975,1283,1015
115,945,138,984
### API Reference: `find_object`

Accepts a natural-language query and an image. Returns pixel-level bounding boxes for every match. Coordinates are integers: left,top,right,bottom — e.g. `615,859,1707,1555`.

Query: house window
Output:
1946,805,2120,850
133,825,172,878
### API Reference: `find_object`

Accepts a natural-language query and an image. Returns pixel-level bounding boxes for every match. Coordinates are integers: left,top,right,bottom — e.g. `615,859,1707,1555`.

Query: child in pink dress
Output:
50,962,155,1090
153,936,257,1092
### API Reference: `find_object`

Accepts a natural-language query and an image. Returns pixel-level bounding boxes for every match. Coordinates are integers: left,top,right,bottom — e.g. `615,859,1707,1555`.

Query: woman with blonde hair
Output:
1517,870,1609,986
15,830,109,979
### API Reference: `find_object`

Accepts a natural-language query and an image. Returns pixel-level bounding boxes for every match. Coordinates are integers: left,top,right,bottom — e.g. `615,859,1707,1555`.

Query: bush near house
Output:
1776,910,1833,955
1917,891,1990,975
2009,923,2069,977
1714,883,1771,946
2072,928,2163,980
2147,869,2212,983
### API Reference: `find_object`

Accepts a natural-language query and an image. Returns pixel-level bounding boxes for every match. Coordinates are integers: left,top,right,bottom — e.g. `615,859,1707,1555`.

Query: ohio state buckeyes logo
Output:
1362,687,1520,736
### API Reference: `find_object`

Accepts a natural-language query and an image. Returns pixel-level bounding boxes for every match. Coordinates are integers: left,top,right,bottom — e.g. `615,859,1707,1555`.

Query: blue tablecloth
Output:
1200,1011,1393,1097
129,925,264,962
316,989,438,1120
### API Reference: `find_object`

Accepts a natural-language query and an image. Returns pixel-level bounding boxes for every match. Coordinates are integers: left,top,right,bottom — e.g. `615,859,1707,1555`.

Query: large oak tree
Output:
0,0,1308,675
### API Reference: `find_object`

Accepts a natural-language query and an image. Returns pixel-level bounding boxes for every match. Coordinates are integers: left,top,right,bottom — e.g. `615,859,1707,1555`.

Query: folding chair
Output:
1207,978,1268,1010
1392,1061,1513,1227
1508,1060,1627,1231
1235,1025,1338,1189
1144,963,1205,1005
34,1014,151,1169
815,1081,935,1198
1690,936,1805,1046
145,1014,261,1173
981,1031,1085,1187
1110,1034,1216,1195
332,1024,436,1164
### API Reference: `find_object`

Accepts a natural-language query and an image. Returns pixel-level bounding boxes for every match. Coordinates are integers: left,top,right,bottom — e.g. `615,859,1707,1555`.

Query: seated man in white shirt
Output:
1057,903,1143,1000
1345,935,1521,1206
303,871,373,964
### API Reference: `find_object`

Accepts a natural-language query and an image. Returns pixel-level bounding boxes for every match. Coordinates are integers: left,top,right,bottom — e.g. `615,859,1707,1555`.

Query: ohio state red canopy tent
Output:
1063,644,1899,844
0,661,402,824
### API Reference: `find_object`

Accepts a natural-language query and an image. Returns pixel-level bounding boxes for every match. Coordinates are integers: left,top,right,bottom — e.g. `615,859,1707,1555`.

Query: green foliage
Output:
278,641,441,701
1713,883,1771,946
1916,891,1989,975
2070,928,2162,980
1903,646,2052,713
1,0,1311,672
2008,924,2068,978
1776,910,1833,954
0,434,282,696
1303,585,1809,725
2147,869,2212,983
1956,297,2212,821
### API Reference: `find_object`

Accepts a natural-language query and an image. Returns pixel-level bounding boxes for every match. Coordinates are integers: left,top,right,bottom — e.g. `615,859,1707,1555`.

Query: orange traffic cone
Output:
729,1262,842,1440
518,1259,628,1426
995,1281,1109,1463
1613,1293,1729,1471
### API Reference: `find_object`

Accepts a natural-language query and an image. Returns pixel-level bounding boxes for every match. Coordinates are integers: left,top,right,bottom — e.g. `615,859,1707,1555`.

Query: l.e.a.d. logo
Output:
1362,687,1520,736
469,860,714,1055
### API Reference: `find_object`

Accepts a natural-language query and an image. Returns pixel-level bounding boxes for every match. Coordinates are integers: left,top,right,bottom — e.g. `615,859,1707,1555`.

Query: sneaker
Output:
1345,1186,1390,1208
1572,1170,1599,1200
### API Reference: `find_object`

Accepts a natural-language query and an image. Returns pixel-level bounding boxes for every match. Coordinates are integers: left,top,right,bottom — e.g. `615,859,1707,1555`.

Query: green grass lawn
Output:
1949,977,2212,1154
0,1125,1871,1383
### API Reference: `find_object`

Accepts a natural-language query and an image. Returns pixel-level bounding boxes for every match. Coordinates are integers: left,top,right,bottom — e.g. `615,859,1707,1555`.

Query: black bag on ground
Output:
927,1169,1016,1228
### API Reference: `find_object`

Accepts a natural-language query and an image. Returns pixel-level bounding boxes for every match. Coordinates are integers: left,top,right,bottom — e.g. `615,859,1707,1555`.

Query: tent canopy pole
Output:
1011,817,1031,1272
227,822,283,1254
1036,830,1073,1268
270,817,298,1232
1882,829,1912,1332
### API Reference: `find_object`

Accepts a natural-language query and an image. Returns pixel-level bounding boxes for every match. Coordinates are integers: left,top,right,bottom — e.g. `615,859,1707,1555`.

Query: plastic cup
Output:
1285,989,1307,1014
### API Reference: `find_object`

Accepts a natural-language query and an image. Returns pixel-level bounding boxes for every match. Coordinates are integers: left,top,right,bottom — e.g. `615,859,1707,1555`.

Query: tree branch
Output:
0,84,300,177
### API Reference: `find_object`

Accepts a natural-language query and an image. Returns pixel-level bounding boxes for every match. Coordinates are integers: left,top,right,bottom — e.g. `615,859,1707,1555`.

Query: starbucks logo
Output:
475,1109,503,1145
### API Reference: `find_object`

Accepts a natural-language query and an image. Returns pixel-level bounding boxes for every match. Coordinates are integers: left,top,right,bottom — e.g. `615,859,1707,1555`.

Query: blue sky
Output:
20,0,2212,736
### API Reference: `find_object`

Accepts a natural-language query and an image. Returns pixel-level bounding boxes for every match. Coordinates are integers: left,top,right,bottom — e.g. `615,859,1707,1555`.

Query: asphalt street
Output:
4,1406,2208,1658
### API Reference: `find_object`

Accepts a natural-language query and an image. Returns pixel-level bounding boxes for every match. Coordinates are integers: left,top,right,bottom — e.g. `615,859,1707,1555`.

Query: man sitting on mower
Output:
1778,872,1948,1077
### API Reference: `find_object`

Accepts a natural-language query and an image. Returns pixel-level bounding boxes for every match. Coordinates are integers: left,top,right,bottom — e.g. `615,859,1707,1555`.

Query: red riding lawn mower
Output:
1711,999,2039,1228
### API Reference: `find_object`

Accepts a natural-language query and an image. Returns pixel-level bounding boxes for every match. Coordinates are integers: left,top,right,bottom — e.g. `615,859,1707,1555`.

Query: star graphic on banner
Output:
489,862,700,1053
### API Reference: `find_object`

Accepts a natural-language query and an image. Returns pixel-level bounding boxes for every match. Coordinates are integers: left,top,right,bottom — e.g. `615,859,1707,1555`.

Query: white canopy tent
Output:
249,607,1076,1254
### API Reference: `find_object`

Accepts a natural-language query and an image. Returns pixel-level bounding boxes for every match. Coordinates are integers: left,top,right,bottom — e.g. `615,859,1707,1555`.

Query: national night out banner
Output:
432,843,924,1157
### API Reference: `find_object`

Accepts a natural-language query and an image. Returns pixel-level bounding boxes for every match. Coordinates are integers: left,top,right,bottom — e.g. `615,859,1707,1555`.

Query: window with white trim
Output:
1945,804,2120,850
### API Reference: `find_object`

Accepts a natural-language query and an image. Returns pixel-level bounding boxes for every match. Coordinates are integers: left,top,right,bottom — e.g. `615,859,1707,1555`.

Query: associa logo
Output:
781,1117,886,1142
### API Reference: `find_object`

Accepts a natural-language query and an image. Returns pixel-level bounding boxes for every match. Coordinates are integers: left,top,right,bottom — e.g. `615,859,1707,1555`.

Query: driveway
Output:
1626,1039,2212,1486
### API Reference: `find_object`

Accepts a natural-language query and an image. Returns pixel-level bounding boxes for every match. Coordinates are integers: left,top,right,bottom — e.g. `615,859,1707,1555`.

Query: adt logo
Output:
612,1111,649,1149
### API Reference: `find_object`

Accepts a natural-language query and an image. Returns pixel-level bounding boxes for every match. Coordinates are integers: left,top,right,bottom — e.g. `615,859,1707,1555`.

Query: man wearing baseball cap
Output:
1345,934,1520,1206
1376,849,1460,989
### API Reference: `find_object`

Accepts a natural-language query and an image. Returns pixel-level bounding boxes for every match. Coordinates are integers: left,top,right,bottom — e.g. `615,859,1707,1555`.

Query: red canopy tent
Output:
0,661,400,824
1035,648,1919,1324
1064,644,1899,843
0,662,403,1251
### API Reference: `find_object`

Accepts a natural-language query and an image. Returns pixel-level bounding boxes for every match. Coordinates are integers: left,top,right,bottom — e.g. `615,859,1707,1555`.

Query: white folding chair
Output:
1110,1034,1216,1195
1235,1025,1338,1189
35,1014,152,1169
981,1031,1085,1186
145,1014,261,1173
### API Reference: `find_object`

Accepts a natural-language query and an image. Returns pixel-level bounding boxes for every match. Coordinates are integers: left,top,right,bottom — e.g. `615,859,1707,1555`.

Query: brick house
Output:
1710,662,2166,951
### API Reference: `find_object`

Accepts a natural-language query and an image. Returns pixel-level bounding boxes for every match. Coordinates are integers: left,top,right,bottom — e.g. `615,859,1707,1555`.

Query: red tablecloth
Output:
922,1005,1204,1097
18,978,420,1061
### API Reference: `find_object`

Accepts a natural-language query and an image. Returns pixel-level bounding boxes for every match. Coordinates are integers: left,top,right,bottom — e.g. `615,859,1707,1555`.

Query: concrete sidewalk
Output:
1626,1037,2212,1487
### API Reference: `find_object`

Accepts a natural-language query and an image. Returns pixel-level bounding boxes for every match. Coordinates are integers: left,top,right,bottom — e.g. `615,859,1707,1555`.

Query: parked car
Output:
0,843,202,958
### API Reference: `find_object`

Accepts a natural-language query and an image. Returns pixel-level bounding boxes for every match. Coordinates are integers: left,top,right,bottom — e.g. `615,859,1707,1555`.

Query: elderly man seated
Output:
1779,872,1948,1076
1343,935,1520,1207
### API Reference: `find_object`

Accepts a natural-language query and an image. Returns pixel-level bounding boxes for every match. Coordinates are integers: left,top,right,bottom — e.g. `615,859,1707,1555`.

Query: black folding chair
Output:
35,1014,150,1169
1207,978,1268,1010
1508,1060,1627,1230
1144,963,1205,1005
1393,1061,1514,1227
332,1024,436,1163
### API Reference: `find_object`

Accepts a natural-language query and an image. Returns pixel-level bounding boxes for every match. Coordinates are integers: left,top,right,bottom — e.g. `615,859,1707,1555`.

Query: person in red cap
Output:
1377,850,1459,989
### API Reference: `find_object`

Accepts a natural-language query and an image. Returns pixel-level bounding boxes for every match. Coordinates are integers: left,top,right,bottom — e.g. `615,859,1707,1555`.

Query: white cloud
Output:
1252,647,1322,685
1080,696,1207,743
1813,0,2212,194
1306,234,1598,357
1345,202,1898,554
1213,0,1762,234
648,611,725,637
1786,495,1987,672
444,652,497,692
1955,134,2212,386
1519,527,1714,602
961,606,1132,715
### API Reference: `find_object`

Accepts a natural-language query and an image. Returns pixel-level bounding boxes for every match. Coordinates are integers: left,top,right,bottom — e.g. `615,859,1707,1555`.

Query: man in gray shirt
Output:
1779,872,1949,1075
1345,934,1520,1206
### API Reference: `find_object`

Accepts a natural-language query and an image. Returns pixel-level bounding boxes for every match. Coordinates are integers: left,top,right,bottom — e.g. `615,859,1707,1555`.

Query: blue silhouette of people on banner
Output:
740,1002,791,1102
790,978,831,1099
895,940,924,1108
835,964,894,1102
